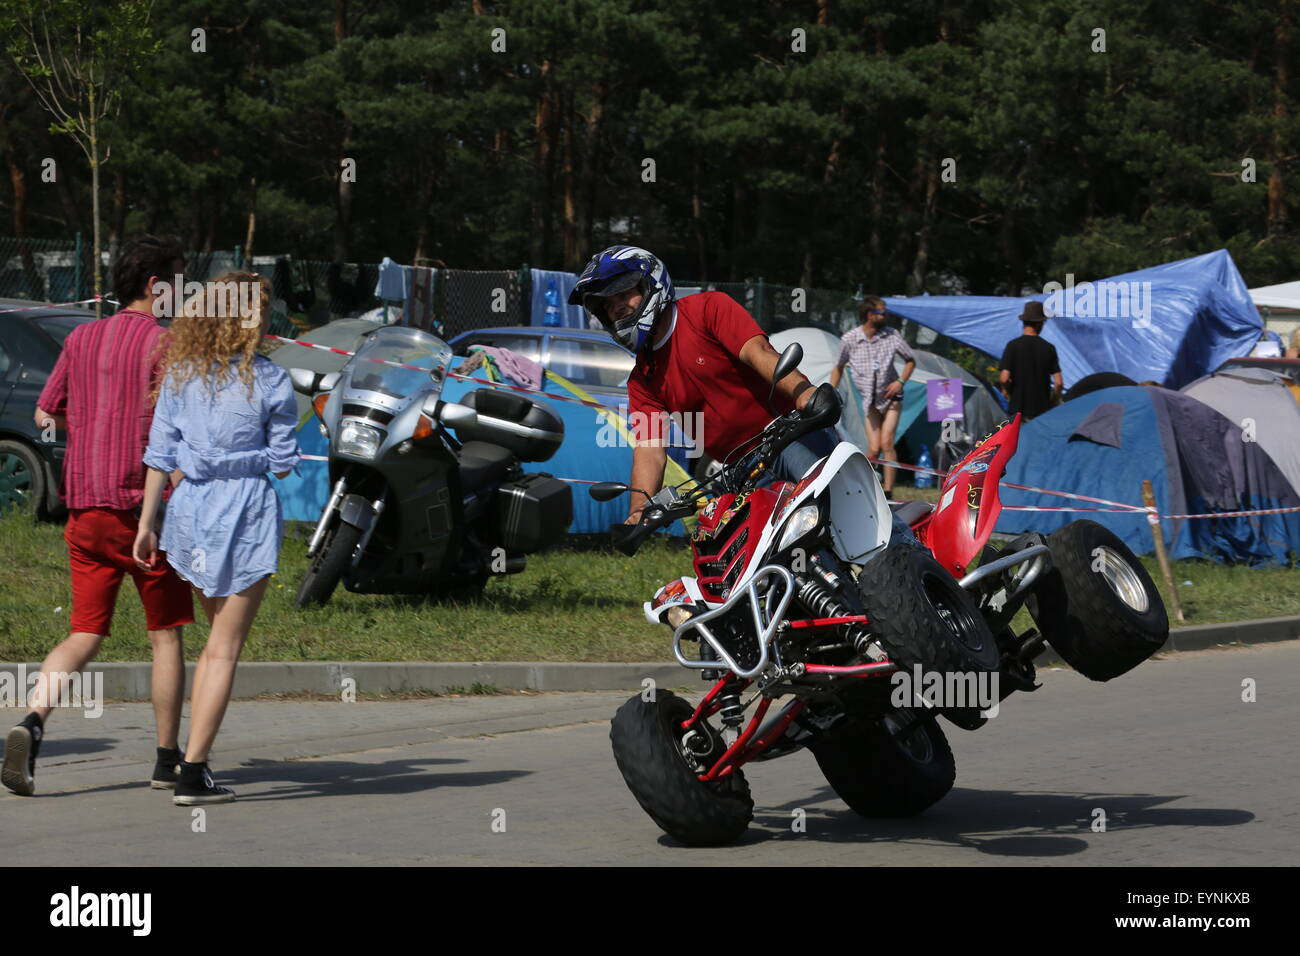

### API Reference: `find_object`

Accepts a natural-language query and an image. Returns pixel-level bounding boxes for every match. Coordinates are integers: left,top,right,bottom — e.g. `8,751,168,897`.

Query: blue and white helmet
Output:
568,245,674,352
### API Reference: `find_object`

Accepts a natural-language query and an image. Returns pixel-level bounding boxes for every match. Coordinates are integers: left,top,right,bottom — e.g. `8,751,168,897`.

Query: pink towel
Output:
472,345,545,392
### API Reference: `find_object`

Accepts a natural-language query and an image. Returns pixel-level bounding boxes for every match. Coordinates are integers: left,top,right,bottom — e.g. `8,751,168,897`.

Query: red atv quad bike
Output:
593,380,1170,847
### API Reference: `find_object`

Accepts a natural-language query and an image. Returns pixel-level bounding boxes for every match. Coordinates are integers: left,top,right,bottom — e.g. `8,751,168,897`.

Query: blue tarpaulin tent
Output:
998,386,1300,565
884,250,1262,390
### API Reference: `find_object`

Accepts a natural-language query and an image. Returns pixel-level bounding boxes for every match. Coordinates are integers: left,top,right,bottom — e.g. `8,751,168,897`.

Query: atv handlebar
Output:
600,383,842,555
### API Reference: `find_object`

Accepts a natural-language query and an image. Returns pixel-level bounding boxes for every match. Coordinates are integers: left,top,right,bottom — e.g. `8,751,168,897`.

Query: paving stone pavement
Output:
1,643,1294,866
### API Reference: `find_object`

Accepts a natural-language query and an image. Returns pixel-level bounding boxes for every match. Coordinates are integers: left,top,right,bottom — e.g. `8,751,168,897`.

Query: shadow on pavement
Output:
227,756,532,800
655,785,1255,856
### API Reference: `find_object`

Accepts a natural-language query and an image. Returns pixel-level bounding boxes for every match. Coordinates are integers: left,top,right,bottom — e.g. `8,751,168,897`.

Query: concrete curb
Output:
2,616,1296,699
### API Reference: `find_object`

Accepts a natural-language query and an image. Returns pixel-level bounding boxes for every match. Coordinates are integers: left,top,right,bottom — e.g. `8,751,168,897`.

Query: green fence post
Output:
74,232,83,302
234,244,242,270
519,262,530,327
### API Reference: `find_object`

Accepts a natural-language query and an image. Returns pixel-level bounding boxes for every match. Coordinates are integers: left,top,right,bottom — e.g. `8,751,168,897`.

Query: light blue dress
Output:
143,355,302,597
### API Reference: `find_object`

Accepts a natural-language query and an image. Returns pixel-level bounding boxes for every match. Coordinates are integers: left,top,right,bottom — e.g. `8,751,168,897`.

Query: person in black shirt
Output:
999,301,1063,419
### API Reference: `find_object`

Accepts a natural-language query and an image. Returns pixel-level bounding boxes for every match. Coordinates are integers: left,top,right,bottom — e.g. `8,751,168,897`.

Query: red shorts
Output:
65,508,195,635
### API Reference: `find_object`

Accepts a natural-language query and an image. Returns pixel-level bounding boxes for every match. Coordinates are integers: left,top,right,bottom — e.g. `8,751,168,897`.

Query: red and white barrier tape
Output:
0,295,105,316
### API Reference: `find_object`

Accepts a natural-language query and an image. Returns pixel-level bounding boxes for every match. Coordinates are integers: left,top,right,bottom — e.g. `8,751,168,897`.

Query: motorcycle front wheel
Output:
295,518,362,608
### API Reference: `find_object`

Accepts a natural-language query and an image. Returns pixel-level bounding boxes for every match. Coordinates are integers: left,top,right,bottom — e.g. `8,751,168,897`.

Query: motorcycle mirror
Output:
319,371,341,392
589,481,629,502
431,399,478,430
768,343,803,405
288,368,320,395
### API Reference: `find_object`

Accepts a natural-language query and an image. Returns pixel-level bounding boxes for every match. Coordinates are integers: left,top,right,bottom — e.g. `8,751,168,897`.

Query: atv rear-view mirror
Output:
768,342,803,406
589,481,629,502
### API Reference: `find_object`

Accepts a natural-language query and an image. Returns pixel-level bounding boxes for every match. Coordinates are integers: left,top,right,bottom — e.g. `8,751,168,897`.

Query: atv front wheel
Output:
855,542,1001,675
609,690,753,846
1030,520,1168,681
810,710,955,816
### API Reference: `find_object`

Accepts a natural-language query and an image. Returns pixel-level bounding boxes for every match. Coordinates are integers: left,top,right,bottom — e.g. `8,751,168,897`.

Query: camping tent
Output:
769,328,871,452
1180,367,1300,499
998,386,1300,565
883,250,1262,389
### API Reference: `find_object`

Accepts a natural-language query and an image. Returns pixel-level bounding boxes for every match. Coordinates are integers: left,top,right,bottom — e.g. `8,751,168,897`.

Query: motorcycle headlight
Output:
777,503,821,552
337,420,383,459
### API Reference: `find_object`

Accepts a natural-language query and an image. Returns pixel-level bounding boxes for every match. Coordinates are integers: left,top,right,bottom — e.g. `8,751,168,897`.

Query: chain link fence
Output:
2,237,983,368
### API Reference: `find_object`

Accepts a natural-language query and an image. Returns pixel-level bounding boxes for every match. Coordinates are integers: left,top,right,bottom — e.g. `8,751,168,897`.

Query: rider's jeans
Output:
765,426,916,546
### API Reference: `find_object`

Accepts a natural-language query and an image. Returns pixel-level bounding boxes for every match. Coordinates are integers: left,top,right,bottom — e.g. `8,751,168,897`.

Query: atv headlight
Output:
777,503,821,552
337,420,383,459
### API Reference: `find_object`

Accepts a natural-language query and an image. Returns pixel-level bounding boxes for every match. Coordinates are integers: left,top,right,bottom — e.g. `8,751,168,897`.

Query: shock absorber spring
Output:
796,575,877,657
795,575,854,619
717,691,745,728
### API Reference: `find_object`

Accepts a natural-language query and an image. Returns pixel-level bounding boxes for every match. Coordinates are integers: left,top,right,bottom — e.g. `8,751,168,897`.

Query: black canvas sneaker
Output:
173,761,236,806
2,714,43,797
150,746,184,790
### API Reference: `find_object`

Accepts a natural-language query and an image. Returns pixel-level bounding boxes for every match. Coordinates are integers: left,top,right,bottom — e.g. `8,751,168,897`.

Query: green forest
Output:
1,0,1296,295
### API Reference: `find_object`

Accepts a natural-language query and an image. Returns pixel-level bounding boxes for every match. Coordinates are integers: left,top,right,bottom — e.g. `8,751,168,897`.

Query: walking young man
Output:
3,236,195,797
999,300,1063,420
829,297,915,494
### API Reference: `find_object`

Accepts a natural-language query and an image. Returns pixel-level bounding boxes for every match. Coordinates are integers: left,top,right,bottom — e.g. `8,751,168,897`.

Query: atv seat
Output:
458,440,514,493
889,499,935,527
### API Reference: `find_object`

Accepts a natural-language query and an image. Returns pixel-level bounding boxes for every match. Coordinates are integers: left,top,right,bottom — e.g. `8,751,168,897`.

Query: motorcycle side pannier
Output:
497,472,573,553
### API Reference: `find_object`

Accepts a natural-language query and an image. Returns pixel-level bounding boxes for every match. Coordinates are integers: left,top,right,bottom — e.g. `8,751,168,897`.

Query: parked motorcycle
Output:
593,345,1169,846
288,326,573,607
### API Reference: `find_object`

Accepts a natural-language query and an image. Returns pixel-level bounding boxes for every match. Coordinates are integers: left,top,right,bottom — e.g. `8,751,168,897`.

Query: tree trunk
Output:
561,94,578,270
90,96,102,318
869,132,885,292
909,155,938,295
1267,5,1290,236
334,118,354,264
6,147,44,300
531,60,555,266
109,169,125,265
692,152,708,280
580,82,604,257
244,176,257,263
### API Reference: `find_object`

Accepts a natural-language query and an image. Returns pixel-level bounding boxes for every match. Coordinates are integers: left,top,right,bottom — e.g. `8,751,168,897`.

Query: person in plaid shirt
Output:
830,296,915,494
4,237,195,798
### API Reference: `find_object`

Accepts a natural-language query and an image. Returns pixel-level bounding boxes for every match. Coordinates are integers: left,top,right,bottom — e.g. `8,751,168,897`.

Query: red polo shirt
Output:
626,292,792,461
37,309,167,511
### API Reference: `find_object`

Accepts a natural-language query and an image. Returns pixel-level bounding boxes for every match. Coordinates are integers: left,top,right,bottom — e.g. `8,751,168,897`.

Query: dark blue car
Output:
0,299,97,517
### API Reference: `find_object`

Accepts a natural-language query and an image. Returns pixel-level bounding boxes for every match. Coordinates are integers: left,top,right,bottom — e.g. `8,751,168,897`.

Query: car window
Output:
455,333,542,364
548,337,633,389
35,313,94,346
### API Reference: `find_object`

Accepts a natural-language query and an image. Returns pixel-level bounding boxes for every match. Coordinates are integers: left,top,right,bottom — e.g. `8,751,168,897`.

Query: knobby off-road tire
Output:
1030,520,1169,681
609,690,753,846
295,520,362,608
855,542,1001,675
810,710,956,817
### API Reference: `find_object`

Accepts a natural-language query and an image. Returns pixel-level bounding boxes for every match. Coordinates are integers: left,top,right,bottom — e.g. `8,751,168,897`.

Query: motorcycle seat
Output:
458,440,514,492
889,499,935,527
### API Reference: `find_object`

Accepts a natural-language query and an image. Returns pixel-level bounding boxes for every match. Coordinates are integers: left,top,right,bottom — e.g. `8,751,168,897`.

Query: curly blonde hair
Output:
153,270,271,401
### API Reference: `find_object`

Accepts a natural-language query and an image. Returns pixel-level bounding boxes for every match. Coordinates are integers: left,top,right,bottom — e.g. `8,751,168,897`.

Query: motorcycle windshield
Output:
343,326,453,406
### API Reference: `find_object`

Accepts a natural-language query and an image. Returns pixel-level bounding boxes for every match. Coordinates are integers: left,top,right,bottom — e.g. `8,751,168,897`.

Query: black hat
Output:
1019,300,1049,324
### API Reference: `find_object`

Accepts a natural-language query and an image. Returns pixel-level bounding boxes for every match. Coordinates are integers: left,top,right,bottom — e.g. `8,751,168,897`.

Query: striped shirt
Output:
836,324,915,411
37,309,167,511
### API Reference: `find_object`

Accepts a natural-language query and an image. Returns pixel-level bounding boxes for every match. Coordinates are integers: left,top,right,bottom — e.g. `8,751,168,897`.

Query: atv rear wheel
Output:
609,690,753,846
811,710,955,817
1030,520,1168,681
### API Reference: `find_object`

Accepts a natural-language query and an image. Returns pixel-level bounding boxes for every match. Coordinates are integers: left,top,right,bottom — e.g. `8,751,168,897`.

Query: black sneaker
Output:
173,761,236,806
150,747,184,790
2,714,43,797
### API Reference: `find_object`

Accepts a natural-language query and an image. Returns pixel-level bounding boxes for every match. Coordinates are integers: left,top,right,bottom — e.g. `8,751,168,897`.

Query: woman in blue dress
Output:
133,271,300,805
